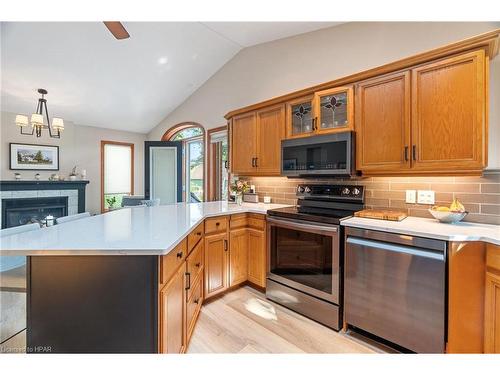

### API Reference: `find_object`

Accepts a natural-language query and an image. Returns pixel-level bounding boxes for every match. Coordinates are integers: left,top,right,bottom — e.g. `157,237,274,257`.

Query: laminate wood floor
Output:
187,286,381,354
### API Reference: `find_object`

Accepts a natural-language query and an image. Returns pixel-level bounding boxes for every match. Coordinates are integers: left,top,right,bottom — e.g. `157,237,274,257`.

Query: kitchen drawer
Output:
188,222,204,254
205,216,228,234
248,215,265,230
230,213,248,229
186,276,203,342
186,240,204,298
487,244,500,272
160,239,187,285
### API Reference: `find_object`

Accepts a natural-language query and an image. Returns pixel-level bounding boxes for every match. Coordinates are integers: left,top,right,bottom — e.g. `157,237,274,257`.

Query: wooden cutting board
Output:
354,209,408,221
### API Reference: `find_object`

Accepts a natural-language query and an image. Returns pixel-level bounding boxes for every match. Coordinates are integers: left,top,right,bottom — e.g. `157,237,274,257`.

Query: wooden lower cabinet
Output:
485,244,500,353
247,227,266,288
204,231,229,298
229,227,248,286
186,275,204,344
159,264,185,354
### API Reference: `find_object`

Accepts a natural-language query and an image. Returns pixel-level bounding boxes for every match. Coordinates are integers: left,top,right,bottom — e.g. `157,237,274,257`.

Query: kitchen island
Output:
0,201,288,353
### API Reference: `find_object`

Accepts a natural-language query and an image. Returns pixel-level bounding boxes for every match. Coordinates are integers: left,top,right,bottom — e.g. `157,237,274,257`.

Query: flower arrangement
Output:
230,179,250,195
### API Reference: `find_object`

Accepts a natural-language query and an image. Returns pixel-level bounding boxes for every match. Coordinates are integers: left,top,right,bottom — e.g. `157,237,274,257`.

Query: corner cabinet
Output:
230,104,285,176
485,244,500,353
356,49,487,175
286,86,354,139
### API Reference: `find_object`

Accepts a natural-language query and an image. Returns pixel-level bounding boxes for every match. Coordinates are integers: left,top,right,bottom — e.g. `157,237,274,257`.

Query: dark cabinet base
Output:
27,255,158,353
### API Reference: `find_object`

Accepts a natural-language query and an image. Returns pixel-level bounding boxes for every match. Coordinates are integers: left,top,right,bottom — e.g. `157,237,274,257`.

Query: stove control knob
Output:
304,186,311,193
352,187,361,196
342,187,350,195
297,186,305,194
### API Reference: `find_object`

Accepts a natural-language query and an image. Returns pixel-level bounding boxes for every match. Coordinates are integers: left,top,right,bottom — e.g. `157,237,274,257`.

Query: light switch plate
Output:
405,190,417,204
417,190,435,205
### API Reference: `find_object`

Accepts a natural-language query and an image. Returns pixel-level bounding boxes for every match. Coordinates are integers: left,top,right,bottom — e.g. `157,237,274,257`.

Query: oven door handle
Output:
267,217,338,233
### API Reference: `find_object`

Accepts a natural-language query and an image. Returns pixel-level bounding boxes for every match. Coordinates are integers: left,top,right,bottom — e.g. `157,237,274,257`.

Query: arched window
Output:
162,123,205,202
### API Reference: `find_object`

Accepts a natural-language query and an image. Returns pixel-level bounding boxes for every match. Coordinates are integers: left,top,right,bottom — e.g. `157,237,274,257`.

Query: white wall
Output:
1,111,146,214
148,22,500,169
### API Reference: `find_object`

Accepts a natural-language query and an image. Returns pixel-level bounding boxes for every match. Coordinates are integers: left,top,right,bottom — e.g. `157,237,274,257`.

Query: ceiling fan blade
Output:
103,22,130,40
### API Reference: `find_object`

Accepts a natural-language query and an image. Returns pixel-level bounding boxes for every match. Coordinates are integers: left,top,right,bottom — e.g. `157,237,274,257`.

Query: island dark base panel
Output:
27,255,158,353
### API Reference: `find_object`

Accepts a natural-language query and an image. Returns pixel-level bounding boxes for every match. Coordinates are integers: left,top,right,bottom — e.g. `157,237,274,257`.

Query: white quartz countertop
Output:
0,201,290,256
341,216,500,245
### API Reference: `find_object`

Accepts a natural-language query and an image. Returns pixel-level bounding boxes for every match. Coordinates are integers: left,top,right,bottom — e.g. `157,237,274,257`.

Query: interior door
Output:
144,141,183,204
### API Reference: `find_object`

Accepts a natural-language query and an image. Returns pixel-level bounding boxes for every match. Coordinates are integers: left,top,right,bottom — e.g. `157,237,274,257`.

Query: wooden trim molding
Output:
100,140,135,213
224,29,500,119
161,122,206,141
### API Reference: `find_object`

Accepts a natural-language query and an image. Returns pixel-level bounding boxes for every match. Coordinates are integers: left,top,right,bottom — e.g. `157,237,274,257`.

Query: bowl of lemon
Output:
429,198,468,224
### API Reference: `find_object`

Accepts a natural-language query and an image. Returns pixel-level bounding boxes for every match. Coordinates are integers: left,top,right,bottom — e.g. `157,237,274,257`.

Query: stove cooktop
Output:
267,206,356,225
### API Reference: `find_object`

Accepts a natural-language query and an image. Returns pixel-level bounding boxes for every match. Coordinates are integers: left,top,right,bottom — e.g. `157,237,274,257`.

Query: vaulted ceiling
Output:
1,22,341,133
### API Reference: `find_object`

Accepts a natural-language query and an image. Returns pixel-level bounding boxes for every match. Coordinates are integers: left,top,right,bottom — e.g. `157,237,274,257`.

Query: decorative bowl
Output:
428,209,468,224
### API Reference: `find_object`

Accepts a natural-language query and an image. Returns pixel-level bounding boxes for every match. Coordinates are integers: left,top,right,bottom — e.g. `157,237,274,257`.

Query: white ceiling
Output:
1,22,341,133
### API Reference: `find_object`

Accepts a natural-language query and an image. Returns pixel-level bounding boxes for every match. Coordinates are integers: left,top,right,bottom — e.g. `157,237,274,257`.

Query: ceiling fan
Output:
103,22,130,40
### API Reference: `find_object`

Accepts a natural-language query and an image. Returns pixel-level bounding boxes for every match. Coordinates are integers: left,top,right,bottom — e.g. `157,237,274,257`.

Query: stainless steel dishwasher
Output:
344,227,446,353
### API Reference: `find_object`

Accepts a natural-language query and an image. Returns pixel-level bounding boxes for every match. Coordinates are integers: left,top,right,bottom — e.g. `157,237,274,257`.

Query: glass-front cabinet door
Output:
313,86,354,134
286,95,314,138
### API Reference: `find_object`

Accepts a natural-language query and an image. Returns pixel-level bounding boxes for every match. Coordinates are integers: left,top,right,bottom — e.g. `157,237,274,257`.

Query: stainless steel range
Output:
266,184,364,330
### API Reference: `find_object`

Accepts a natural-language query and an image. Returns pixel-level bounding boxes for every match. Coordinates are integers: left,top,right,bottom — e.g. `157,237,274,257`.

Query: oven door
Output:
267,217,340,304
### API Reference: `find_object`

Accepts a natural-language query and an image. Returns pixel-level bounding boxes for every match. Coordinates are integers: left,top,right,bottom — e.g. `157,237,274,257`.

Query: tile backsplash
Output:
242,172,500,225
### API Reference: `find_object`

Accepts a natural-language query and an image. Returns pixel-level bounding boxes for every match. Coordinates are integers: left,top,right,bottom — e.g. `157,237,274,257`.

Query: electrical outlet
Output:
417,190,435,205
405,190,417,204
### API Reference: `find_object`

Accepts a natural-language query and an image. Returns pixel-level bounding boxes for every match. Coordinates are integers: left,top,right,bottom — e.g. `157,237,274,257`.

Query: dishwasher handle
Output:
346,236,445,261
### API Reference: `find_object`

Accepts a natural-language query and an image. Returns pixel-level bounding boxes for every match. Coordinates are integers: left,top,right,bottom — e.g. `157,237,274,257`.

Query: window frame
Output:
162,122,206,202
207,125,228,201
100,140,135,213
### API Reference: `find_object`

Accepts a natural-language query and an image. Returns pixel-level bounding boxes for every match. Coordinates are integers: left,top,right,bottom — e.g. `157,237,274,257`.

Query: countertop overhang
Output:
0,202,290,256
341,216,500,245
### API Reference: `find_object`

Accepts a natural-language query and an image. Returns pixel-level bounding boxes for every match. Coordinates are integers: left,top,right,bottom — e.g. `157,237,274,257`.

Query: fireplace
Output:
2,197,68,229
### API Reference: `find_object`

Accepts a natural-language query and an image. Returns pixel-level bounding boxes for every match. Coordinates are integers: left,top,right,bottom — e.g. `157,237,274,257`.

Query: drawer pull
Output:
216,222,220,226
176,251,183,259
195,262,201,268
196,232,202,236
185,272,191,290
194,298,199,305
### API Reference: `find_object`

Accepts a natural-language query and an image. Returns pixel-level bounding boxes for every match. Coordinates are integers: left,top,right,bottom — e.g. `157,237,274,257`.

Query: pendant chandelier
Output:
15,88,64,139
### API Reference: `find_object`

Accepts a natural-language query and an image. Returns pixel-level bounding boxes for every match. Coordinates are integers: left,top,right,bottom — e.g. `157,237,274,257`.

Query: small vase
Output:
236,193,243,206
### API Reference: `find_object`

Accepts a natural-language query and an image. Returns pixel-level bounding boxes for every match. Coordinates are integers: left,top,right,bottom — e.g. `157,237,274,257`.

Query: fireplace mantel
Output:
0,180,89,214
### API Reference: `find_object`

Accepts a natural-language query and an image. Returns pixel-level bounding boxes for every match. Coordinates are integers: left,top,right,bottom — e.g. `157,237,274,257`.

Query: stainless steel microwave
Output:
281,132,355,177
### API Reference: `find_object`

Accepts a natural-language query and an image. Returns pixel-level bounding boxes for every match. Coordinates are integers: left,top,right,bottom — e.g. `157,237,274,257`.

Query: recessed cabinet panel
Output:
204,232,229,299
231,113,257,175
411,50,486,171
355,71,411,172
248,227,266,288
255,104,285,175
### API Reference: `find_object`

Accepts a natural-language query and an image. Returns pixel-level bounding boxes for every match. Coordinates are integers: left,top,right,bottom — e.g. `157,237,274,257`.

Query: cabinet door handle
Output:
176,251,183,259
404,146,409,162
194,298,200,305
185,272,191,290
254,157,258,168
224,239,228,252
412,145,417,161
195,262,201,268
251,157,255,167
311,118,315,131
196,232,202,236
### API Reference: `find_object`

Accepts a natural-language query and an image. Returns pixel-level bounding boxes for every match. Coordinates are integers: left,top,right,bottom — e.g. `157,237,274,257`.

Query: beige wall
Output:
148,22,500,169
1,111,146,214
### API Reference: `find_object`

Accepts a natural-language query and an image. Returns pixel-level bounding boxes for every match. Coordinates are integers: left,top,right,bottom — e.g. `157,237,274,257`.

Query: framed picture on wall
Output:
9,143,60,170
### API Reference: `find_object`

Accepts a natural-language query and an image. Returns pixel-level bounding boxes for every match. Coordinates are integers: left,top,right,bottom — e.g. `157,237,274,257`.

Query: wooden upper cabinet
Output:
355,71,411,173
159,265,185,354
231,112,257,175
313,86,354,134
255,104,285,175
230,104,285,176
286,95,315,138
411,49,487,172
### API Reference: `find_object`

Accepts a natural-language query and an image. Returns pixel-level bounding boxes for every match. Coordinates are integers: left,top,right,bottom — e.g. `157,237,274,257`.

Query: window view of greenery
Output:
104,193,128,210
188,140,204,202
172,127,203,141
